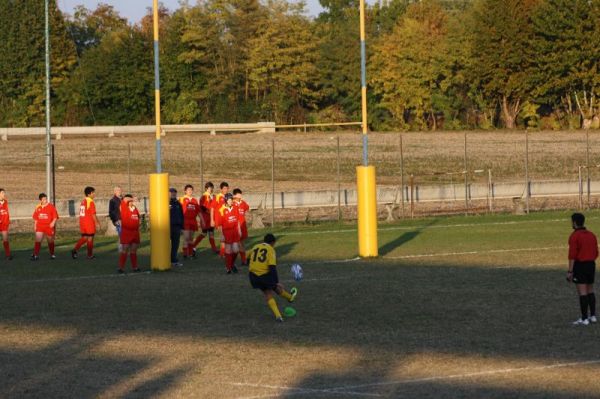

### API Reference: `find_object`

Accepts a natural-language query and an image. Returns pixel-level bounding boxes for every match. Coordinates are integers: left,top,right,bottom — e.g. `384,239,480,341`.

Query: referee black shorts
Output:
249,271,278,291
573,261,596,285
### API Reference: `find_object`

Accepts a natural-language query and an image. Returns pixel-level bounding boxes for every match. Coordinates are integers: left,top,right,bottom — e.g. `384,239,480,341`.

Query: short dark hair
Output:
233,188,242,195
124,194,133,199
205,181,214,190
39,193,47,200
184,184,194,191
0,188,4,194
0,188,4,193
84,186,95,196
220,182,229,189
264,233,276,244
572,213,585,227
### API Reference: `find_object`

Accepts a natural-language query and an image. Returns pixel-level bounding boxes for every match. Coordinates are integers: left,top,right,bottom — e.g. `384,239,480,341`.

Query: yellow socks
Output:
267,298,282,319
279,290,293,302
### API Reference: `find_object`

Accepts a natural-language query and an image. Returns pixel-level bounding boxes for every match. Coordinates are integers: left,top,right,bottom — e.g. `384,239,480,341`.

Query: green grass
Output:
1,210,600,398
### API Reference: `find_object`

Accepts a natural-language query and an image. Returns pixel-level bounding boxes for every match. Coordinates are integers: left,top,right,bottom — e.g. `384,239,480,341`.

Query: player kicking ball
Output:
248,233,297,322
117,195,142,274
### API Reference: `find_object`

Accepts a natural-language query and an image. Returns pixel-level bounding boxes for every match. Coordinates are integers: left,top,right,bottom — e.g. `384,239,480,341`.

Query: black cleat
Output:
30,255,39,261
6,255,13,261
232,266,239,274
71,250,78,259
192,248,197,258
132,268,142,273
87,255,96,260
117,269,125,274
226,270,232,274
50,255,56,260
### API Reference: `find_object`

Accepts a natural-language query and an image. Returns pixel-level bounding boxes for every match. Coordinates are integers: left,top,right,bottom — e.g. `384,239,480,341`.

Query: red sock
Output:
240,250,246,264
130,253,138,269
192,234,205,248
3,241,9,257
119,253,127,269
219,242,225,257
74,237,87,251
182,245,188,257
34,242,41,256
224,253,232,271
86,239,94,257
232,252,238,265
48,242,55,255
209,237,217,251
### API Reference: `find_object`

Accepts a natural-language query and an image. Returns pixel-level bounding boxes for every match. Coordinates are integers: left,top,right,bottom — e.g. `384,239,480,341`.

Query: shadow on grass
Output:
1,256,599,398
378,218,438,256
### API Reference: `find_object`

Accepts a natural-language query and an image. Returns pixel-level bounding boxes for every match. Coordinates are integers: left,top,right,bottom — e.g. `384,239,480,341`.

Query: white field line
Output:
326,359,600,391
231,382,382,398
232,358,600,398
384,246,564,260
279,217,580,237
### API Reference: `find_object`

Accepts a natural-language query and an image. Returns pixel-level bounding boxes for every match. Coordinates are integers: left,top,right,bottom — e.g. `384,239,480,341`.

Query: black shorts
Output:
249,271,278,291
573,261,595,284
202,227,214,234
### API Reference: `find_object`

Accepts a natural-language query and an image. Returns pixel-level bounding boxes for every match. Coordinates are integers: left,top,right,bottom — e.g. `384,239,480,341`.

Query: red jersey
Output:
216,204,239,230
120,201,140,231
33,203,59,227
568,228,599,262
180,196,200,221
79,197,97,232
234,200,250,223
0,200,9,231
199,191,214,227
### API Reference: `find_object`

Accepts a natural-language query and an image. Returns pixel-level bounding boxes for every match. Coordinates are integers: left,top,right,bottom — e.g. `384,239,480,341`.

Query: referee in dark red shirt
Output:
567,213,598,325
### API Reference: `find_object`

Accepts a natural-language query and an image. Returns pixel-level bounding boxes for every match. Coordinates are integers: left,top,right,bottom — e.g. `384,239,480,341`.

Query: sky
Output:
57,0,325,20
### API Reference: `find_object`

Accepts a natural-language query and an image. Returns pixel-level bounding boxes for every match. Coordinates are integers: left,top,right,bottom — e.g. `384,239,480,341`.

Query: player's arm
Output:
567,235,577,281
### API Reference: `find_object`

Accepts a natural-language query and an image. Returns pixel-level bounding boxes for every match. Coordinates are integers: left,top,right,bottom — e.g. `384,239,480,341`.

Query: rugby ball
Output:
290,263,303,281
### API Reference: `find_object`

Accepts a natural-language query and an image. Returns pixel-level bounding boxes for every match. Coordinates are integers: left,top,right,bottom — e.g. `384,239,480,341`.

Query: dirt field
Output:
2,130,600,201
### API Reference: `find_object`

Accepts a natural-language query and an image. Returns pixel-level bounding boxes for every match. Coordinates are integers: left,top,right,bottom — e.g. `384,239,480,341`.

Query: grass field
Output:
3,130,600,200
1,210,600,398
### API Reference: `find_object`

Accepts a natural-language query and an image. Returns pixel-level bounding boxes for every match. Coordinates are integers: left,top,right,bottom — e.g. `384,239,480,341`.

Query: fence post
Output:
525,130,530,214
127,143,132,193
271,139,275,227
337,135,341,222
200,141,204,191
400,134,405,218
464,132,468,215
579,165,583,210
488,169,493,213
51,144,56,204
586,131,591,208
410,174,415,219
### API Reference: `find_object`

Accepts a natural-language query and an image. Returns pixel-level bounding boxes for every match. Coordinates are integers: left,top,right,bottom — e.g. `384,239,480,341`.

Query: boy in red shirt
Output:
118,194,142,273
0,188,12,260
191,181,219,254
233,188,250,265
215,193,241,274
211,182,229,257
180,184,200,259
567,213,598,325
72,186,100,259
31,193,59,260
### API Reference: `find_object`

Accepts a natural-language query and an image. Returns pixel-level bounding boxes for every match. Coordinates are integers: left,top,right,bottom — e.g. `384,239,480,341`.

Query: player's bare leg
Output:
1,230,11,260
182,230,192,258
31,232,45,260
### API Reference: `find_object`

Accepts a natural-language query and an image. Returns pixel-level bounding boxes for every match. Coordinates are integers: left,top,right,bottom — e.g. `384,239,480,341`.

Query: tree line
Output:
1,0,599,131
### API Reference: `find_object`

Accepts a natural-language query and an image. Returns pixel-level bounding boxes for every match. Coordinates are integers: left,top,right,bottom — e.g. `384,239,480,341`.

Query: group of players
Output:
171,181,250,274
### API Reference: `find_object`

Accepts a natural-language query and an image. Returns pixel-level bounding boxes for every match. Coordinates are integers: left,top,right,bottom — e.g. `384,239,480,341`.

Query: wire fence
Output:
2,130,600,223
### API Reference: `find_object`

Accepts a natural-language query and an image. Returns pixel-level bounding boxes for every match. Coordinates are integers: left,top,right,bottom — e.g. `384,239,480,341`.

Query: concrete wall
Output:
6,179,595,221
0,123,276,140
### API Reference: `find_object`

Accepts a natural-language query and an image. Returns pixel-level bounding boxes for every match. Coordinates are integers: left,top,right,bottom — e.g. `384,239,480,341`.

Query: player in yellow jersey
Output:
248,233,297,322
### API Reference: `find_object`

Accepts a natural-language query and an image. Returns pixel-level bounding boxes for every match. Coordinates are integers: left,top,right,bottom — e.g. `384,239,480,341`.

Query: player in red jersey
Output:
118,195,142,274
191,181,219,254
233,188,250,266
31,193,59,261
72,186,100,259
215,193,241,274
0,189,13,260
211,182,229,257
180,184,200,259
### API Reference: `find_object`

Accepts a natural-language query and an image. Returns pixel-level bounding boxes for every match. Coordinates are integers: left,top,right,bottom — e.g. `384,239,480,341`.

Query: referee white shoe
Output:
573,318,590,326
589,315,597,323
